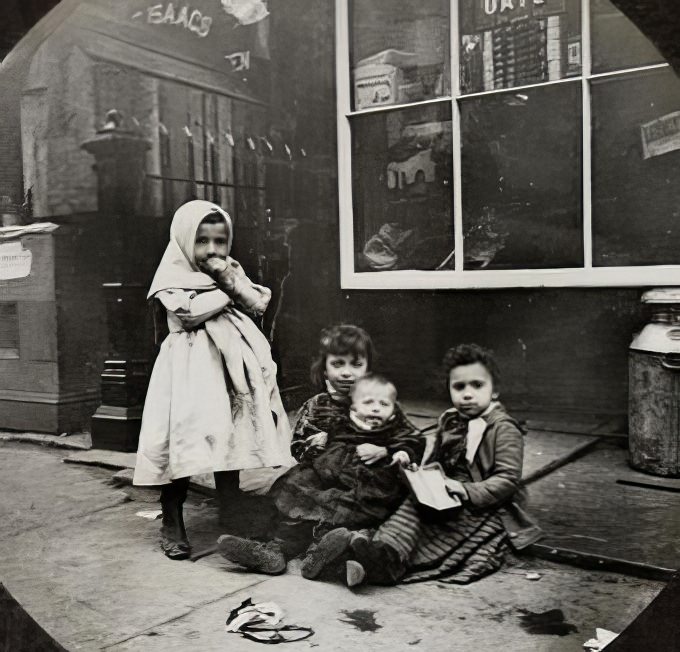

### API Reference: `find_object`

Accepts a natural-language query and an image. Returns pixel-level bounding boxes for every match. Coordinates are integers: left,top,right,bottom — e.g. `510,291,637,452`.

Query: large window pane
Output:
351,103,453,271
459,0,581,94
593,69,680,266
350,0,450,112
591,0,665,74
460,82,582,269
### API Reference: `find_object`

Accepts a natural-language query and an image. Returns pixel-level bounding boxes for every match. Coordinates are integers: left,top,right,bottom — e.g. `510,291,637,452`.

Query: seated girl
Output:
312,343,543,587
289,324,374,463
216,349,423,579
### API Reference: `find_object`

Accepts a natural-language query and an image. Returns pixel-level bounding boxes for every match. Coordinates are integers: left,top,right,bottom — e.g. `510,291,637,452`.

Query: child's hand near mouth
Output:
202,257,228,275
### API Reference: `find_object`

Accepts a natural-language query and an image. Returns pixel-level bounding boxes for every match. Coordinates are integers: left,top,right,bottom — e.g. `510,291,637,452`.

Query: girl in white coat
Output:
133,200,293,559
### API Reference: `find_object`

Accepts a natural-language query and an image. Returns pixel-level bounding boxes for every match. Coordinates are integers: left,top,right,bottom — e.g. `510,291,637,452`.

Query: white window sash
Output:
335,0,677,289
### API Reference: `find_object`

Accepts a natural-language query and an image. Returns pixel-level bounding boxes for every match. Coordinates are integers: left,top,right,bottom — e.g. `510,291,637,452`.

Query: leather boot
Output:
160,478,191,560
217,534,286,574
301,527,353,580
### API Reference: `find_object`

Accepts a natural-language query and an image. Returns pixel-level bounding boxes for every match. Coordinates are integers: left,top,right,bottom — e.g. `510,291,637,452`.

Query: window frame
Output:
335,0,680,289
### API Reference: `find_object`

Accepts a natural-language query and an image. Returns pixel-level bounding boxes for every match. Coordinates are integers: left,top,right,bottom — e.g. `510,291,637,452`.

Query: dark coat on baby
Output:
272,407,424,530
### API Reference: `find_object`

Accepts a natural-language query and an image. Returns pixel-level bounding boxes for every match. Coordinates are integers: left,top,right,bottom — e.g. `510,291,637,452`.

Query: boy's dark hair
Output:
200,210,227,225
442,343,501,387
310,324,374,389
350,373,397,400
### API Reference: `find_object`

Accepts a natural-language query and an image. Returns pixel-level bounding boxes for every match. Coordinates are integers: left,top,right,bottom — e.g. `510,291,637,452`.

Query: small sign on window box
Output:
641,111,680,160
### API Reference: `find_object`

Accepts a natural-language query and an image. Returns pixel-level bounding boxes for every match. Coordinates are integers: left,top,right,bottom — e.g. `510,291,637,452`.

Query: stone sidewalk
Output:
0,440,664,651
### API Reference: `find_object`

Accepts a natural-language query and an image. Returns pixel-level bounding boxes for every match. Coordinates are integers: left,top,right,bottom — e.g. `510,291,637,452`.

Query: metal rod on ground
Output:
521,437,602,486
190,545,218,562
616,479,680,493
528,543,676,582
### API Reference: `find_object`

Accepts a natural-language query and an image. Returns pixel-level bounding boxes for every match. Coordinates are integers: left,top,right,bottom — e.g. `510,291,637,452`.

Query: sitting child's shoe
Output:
217,534,286,575
345,560,366,588
301,527,353,580
349,531,378,567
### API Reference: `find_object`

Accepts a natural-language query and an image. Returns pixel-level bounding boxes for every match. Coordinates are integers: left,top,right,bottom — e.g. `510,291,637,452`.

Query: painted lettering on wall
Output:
132,3,213,38
224,51,250,72
483,0,545,15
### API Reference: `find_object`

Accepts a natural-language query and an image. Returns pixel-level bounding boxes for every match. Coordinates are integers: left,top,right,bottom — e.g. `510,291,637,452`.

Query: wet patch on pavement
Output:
518,609,578,636
339,609,382,633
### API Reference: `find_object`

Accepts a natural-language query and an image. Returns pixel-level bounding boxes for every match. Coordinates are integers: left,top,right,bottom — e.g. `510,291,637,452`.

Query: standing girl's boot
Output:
160,477,191,560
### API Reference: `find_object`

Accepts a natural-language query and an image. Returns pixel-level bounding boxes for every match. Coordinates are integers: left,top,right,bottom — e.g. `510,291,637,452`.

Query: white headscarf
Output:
147,200,234,299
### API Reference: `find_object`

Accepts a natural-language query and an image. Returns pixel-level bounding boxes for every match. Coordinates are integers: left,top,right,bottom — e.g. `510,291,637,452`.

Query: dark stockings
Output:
271,519,316,560
214,470,242,528
160,477,190,560
351,537,405,585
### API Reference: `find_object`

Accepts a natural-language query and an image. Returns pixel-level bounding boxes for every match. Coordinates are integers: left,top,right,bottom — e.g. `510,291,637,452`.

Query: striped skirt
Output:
373,497,509,584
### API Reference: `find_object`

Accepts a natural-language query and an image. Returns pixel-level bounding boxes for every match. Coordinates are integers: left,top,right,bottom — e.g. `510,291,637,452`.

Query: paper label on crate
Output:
0,242,32,280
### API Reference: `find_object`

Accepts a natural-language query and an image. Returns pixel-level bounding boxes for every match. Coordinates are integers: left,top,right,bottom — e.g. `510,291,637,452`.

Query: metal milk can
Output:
629,288,680,477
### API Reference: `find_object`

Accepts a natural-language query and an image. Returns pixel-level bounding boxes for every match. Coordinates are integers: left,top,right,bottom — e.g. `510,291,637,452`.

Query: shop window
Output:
350,0,450,112
337,0,680,288
590,0,664,74
592,68,680,266
352,102,453,271
459,0,581,94
461,82,582,270
0,303,19,359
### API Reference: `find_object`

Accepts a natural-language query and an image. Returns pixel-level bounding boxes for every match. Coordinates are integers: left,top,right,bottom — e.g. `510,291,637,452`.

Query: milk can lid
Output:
630,323,680,353
642,288,680,304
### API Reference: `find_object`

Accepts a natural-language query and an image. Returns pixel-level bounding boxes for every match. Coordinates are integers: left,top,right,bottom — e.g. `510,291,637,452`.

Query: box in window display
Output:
352,49,424,110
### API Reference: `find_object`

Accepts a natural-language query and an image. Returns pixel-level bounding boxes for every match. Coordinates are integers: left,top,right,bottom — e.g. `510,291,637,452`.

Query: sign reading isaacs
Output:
134,3,214,37
105,0,271,96
129,0,269,38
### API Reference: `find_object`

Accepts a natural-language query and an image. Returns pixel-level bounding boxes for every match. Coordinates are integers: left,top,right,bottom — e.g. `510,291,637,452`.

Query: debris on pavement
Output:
135,509,162,520
226,598,314,643
583,628,619,650
525,572,542,581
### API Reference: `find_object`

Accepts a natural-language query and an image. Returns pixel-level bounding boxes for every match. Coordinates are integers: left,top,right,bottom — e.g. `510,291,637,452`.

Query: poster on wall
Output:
0,241,32,280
